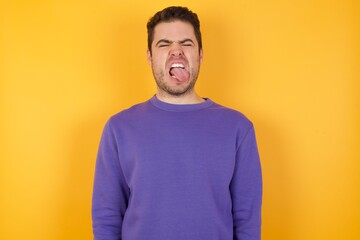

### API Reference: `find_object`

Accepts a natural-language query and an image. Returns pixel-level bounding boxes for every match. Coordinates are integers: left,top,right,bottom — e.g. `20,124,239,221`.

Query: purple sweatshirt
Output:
92,96,262,240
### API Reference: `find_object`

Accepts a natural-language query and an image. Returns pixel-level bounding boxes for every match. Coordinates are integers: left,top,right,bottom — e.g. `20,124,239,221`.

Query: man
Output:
92,6,262,240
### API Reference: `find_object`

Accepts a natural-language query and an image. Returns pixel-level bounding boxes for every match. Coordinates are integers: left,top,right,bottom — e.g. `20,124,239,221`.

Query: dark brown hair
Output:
147,6,202,54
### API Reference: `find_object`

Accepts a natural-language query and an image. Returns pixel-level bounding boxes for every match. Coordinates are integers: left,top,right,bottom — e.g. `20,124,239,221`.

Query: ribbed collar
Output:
149,95,214,112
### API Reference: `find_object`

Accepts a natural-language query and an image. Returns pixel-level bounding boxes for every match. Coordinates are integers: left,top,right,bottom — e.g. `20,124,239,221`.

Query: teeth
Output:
171,63,184,68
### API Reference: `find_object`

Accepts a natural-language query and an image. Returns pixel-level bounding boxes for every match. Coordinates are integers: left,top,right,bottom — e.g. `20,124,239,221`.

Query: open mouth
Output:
169,63,185,77
169,63,188,82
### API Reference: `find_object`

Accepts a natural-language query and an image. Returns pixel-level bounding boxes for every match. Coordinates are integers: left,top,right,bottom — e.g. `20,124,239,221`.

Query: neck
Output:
156,90,204,105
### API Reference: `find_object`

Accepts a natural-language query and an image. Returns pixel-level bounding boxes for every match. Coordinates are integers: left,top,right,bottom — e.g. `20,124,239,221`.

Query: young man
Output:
92,6,262,240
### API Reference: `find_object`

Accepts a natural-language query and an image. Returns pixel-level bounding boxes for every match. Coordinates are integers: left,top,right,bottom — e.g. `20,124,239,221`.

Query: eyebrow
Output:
155,38,195,46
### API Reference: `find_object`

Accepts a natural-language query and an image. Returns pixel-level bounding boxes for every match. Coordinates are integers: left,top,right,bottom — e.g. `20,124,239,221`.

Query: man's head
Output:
147,6,202,55
146,6,204,100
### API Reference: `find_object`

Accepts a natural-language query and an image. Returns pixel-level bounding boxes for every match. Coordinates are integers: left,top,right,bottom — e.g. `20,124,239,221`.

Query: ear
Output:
199,49,203,64
147,49,152,67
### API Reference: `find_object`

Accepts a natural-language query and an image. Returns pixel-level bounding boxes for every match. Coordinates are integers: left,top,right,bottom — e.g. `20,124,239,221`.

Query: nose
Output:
169,44,184,57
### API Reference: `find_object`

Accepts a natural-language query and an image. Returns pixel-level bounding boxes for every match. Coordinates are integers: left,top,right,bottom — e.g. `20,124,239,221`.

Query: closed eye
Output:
180,40,194,47
155,39,195,48
182,43,193,47
156,39,171,48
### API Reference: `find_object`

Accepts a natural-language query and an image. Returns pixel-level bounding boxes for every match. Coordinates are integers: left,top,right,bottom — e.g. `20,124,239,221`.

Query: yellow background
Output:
1,0,359,239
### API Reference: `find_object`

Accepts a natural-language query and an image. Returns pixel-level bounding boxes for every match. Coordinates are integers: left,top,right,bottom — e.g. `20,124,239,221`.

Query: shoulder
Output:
207,100,253,129
110,100,150,121
103,100,152,131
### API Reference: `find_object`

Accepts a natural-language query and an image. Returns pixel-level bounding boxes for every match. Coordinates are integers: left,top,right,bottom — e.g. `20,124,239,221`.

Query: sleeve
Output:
92,120,130,240
230,124,263,240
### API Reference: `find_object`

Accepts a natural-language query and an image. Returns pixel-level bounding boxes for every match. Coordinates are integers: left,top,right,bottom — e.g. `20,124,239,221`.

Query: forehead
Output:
152,20,197,43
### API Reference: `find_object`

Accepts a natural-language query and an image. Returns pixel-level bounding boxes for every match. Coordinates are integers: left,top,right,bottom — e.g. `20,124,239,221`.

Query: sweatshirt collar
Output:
149,95,214,112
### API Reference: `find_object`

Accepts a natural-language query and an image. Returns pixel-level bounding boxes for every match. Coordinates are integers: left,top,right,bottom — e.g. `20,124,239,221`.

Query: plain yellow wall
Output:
1,0,359,239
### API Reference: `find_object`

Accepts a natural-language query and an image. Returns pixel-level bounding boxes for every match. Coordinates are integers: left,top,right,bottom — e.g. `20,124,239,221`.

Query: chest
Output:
117,117,238,191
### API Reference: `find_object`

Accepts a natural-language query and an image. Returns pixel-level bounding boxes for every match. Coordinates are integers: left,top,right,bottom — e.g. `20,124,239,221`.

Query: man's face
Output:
147,20,203,97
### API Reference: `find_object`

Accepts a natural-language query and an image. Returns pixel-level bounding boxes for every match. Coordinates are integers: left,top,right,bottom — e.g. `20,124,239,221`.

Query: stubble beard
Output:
152,65,200,97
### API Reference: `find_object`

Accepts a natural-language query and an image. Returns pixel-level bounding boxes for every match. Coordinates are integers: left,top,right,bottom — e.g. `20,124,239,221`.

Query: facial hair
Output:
151,61,200,97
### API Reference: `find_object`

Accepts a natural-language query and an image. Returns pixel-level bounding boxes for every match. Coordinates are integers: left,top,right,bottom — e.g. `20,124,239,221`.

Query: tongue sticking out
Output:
170,68,189,82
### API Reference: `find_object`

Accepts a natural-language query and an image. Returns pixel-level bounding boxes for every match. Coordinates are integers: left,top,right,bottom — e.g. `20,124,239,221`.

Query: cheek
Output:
152,54,167,66
189,55,201,66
